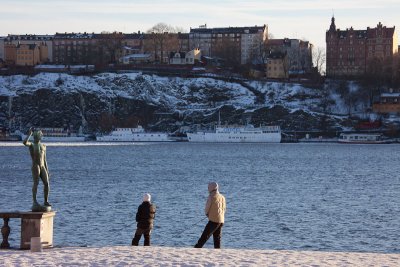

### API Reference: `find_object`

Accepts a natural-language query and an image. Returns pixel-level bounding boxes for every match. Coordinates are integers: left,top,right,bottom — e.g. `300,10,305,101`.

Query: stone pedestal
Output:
20,212,55,250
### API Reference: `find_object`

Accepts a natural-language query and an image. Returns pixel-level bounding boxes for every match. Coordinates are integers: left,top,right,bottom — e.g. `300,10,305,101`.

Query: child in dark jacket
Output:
131,193,156,246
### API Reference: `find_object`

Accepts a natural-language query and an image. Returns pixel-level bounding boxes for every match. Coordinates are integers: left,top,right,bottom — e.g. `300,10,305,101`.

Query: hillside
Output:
0,72,385,136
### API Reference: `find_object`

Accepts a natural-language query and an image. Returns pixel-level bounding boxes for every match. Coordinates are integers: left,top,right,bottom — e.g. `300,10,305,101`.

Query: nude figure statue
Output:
23,128,52,212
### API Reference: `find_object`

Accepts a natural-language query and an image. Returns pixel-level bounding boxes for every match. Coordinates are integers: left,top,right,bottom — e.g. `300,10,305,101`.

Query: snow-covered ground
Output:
0,72,352,115
1,246,399,266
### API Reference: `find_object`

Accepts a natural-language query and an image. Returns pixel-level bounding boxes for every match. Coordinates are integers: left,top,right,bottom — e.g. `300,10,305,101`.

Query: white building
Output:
189,25,268,65
169,48,201,65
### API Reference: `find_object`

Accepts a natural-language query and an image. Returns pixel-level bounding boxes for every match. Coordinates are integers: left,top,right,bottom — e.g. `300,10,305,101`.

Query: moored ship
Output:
21,127,86,142
0,127,22,141
338,133,390,144
96,126,173,142
187,125,281,143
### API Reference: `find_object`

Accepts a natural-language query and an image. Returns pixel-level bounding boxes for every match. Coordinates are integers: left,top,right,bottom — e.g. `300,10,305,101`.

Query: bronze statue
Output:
23,128,51,212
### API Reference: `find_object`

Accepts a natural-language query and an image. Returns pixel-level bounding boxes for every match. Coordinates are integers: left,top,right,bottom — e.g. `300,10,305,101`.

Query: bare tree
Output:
96,31,124,66
174,26,188,33
212,38,241,69
312,47,326,75
145,23,178,63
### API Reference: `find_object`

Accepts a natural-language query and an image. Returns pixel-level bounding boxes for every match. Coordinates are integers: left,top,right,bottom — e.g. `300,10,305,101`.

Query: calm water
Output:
0,142,399,252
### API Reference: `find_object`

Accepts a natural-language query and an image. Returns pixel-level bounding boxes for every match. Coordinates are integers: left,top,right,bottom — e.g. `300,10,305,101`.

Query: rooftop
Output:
190,25,266,34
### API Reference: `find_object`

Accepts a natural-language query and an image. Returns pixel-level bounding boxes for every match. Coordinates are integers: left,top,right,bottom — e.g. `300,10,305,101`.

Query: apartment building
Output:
189,25,268,65
16,44,41,66
326,17,398,77
122,33,144,56
5,34,53,62
4,43,16,65
266,51,289,79
4,42,48,66
178,33,190,52
0,37,5,61
53,32,98,65
267,38,313,74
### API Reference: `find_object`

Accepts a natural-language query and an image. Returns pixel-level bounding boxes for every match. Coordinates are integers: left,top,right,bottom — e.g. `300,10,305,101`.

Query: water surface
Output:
0,142,399,252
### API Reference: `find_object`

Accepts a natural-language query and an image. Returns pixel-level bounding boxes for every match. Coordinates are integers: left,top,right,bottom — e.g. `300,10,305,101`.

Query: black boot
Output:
131,235,141,246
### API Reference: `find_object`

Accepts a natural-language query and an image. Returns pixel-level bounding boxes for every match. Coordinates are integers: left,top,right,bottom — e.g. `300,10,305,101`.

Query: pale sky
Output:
1,0,399,49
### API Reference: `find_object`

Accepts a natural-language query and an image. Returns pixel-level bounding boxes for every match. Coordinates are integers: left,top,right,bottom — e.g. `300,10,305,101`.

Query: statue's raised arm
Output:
23,127,33,146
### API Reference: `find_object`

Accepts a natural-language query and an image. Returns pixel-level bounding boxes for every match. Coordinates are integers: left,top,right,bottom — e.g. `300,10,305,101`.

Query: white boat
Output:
22,127,86,142
338,133,390,144
96,126,173,142
187,125,281,143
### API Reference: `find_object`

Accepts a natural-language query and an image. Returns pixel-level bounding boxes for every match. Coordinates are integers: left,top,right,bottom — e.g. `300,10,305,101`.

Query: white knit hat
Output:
143,193,151,202
208,182,219,192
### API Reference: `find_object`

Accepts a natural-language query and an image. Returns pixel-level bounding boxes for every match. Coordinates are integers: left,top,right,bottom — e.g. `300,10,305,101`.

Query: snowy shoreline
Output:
1,246,399,266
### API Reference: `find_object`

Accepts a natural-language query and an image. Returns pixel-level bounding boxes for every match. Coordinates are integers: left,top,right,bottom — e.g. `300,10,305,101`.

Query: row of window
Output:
17,50,34,54
17,56,34,60
334,61,362,66
213,33,241,38
328,40,365,45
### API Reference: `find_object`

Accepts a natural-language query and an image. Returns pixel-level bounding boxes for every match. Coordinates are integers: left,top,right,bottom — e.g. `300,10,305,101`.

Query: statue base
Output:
20,211,55,250
0,211,56,250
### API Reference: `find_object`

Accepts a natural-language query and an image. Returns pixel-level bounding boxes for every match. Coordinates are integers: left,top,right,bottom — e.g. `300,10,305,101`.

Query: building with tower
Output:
326,17,398,77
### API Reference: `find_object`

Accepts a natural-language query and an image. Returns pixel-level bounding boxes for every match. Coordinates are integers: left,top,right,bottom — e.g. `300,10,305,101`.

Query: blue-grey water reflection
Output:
0,142,399,252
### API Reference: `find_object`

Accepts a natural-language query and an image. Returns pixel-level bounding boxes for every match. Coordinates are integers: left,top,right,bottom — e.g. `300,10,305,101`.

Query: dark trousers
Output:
194,221,223,249
131,227,152,246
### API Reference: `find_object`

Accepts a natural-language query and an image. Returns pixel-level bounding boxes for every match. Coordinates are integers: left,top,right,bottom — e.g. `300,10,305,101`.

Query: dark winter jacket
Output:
136,201,156,229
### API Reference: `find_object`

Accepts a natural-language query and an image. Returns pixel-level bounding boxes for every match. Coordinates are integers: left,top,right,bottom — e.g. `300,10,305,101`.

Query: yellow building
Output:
5,35,52,63
5,42,49,66
16,44,41,66
266,52,288,79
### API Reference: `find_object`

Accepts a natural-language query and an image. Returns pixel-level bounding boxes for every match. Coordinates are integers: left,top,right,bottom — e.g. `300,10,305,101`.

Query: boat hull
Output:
21,134,86,142
187,132,281,143
0,135,22,141
96,133,173,142
338,140,390,144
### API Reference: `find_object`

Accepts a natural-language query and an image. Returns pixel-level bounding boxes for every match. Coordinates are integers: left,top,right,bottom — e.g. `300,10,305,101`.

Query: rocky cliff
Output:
0,72,363,135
